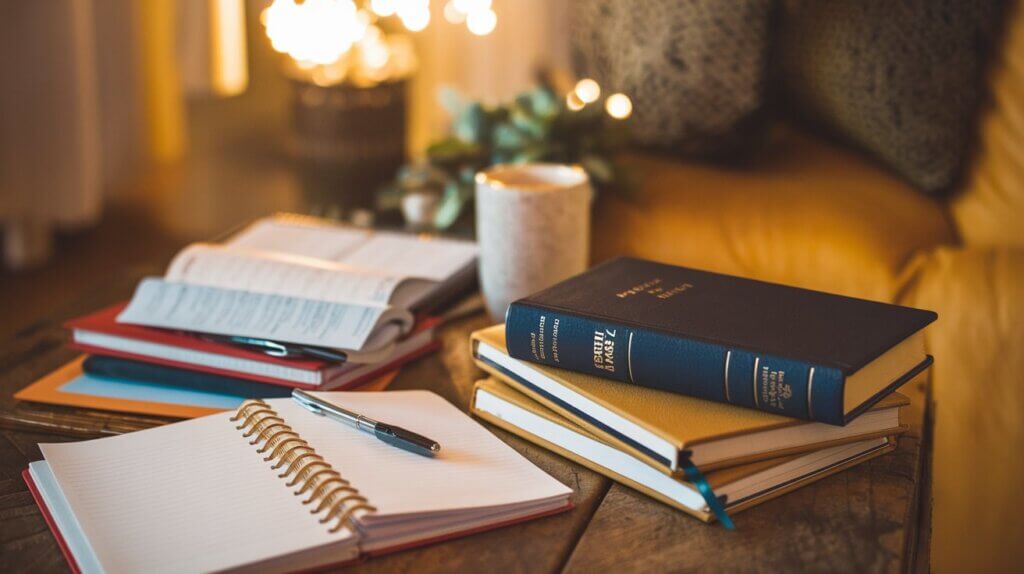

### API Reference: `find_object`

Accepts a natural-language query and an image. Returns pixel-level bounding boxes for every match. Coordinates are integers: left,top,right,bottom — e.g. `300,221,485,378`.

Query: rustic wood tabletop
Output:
0,270,932,573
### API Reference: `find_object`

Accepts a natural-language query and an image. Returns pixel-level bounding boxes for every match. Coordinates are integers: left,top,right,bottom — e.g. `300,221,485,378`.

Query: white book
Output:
117,214,478,354
26,391,572,574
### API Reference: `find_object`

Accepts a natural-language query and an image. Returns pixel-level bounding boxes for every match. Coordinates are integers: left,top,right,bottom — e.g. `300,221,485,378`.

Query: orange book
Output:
15,356,398,420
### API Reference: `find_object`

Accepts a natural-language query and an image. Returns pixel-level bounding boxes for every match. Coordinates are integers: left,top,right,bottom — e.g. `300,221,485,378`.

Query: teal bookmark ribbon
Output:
680,452,734,529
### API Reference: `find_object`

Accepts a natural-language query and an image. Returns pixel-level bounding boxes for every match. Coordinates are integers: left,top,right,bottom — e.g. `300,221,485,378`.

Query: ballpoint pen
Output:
291,389,441,457
200,334,349,363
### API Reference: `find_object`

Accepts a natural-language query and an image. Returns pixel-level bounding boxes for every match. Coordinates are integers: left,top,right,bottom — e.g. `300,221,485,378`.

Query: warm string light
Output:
466,7,497,35
396,0,431,31
358,26,391,79
566,78,632,120
444,0,497,35
370,0,396,17
263,0,419,86
263,0,366,66
443,1,466,23
574,78,600,103
262,0,499,86
605,93,633,119
566,91,585,111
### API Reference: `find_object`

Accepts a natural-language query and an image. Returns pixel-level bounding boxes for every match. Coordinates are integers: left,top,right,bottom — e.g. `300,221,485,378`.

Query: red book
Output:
65,303,439,390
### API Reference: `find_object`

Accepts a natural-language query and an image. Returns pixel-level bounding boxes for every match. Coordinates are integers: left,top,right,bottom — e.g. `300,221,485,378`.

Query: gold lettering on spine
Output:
592,329,617,373
627,331,634,384
807,367,815,420
752,357,761,407
723,351,732,403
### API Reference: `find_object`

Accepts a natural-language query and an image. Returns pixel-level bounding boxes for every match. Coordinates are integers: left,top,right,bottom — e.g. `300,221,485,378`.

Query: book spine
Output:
505,302,847,425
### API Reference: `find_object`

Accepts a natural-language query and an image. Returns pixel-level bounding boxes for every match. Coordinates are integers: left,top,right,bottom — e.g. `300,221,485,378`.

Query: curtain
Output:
0,0,248,269
0,1,103,267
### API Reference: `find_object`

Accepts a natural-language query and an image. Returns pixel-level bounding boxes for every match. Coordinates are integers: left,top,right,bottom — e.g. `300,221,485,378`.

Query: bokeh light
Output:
263,0,366,66
566,91,585,112
397,0,431,32
444,1,467,24
605,93,633,119
466,8,497,35
370,0,396,17
574,78,601,104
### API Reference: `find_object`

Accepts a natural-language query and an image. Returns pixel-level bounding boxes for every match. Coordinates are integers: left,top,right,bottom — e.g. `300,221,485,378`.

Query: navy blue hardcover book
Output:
82,355,293,399
505,257,936,425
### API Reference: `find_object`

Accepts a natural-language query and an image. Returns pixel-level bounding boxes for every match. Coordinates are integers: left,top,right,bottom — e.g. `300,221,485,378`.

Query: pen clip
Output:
292,390,324,416
201,334,292,358
252,339,290,358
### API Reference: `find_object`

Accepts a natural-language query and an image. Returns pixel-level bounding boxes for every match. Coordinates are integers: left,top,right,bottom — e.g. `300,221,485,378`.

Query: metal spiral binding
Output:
231,399,377,534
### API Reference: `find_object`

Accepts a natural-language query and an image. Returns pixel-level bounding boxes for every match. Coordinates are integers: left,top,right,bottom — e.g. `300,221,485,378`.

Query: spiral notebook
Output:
23,391,572,574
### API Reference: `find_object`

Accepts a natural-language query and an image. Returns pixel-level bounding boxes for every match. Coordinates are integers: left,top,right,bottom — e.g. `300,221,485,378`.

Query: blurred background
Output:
1,0,1022,571
0,0,575,336
0,0,574,314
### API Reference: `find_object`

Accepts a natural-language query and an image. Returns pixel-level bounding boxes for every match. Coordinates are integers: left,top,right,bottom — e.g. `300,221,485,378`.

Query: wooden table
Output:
0,271,932,573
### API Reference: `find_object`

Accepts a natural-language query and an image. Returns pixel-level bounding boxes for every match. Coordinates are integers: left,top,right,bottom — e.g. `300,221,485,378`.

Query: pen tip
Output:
431,443,441,453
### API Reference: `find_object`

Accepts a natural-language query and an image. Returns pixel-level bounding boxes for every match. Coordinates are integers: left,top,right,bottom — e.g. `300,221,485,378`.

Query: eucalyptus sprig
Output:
383,84,633,230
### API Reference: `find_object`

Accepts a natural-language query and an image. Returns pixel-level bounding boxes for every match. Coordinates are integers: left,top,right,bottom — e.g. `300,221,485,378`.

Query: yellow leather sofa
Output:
592,3,1024,571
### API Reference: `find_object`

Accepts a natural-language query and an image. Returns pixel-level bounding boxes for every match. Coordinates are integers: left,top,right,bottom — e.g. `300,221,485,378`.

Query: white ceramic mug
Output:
475,163,593,322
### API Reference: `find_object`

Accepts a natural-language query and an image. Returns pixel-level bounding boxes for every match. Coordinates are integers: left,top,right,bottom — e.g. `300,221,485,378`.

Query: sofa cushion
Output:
592,126,955,302
775,0,1000,194
952,0,1024,247
571,0,772,157
897,246,1024,571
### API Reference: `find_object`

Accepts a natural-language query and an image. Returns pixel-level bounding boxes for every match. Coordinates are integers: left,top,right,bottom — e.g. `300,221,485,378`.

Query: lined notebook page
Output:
271,391,572,519
39,414,353,574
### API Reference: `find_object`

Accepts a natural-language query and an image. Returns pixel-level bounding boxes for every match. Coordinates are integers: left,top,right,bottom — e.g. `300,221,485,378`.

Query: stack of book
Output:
470,257,936,524
18,214,478,418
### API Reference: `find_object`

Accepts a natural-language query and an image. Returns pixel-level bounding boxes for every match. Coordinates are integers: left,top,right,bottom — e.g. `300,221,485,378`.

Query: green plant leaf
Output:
580,154,614,184
512,143,548,164
493,123,527,149
511,109,547,140
455,103,487,143
437,86,464,117
530,88,559,118
426,138,483,165
384,83,637,219
433,181,468,229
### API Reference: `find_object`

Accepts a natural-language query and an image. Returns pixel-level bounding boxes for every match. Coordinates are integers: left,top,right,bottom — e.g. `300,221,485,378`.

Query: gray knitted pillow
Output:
776,0,1001,194
571,0,773,157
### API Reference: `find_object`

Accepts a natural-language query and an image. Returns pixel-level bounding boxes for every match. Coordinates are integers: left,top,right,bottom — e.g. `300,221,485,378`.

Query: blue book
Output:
81,356,292,399
505,257,936,425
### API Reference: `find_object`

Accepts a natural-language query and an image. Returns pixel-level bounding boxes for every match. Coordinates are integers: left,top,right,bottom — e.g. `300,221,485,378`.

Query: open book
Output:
117,215,478,357
25,391,572,574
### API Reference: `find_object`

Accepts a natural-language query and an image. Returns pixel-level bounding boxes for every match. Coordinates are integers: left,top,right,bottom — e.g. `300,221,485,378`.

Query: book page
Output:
270,392,572,520
226,216,371,261
226,217,478,282
339,233,478,282
117,278,410,350
38,413,354,574
166,244,403,307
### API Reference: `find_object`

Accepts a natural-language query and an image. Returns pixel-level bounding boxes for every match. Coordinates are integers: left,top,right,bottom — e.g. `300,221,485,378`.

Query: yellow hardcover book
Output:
471,325,907,474
472,377,897,522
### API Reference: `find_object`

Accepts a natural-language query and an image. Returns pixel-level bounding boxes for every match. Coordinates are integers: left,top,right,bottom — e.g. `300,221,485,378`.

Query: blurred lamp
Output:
260,0,499,218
